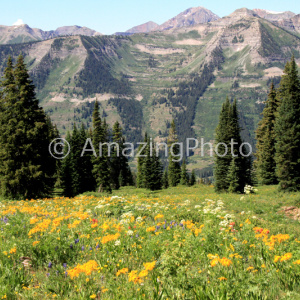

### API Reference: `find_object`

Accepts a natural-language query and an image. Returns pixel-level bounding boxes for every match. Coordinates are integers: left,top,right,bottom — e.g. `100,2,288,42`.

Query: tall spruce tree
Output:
255,82,278,185
0,55,56,199
47,117,61,189
214,97,232,192
70,125,82,196
167,119,181,186
214,98,252,193
180,159,189,185
61,131,74,197
136,132,148,188
142,138,162,191
275,56,300,191
227,157,240,193
228,99,252,193
190,169,196,186
150,141,163,190
162,168,169,189
111,121,133,189
111,121,121,190
91,101,111,193
142,138,153,190
79,123,95,192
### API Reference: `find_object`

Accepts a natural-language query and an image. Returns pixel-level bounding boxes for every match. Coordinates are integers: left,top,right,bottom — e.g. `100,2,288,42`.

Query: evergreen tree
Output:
61,131,74,197
91,101,111,193
137,136,163,191
227,99,252,192
70,125,82,196
180,159,189,185
214,98,252,193
255,82,278,185
136,132,148,188
66,124,95,196
275,56,300,191
190,170,196,186
214,97,232,192
149,141,163,190
79,123,95,192
111,121,133,189
227,158,240,193
167,119,181,186
111,122,122,190
162,168,169,189
0,55,56,199
142,137,153,189
47,117,61,190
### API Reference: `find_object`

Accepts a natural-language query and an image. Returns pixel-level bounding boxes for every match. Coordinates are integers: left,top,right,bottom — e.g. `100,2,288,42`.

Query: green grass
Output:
1,185,300,299
101,185,300,235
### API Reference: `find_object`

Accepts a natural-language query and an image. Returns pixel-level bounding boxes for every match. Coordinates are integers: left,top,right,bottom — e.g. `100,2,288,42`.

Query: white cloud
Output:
13,19,25,26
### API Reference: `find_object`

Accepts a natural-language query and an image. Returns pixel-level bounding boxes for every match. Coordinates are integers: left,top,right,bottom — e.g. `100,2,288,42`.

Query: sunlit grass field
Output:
0,185,300,299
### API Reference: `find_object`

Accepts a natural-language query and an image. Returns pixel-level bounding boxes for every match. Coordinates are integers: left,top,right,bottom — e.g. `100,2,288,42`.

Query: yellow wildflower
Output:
116,268,129,276
218,277,227,281
9,247,16,254
143,261,156,271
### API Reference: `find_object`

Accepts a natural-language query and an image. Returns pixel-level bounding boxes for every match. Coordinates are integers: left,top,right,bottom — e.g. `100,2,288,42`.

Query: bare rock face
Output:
54,26,101,37
292,15,300,32
126,21,159,34
156,7,220,31
271,14,300,34
211,8,258,27
253,9,295,21
252,9,300,34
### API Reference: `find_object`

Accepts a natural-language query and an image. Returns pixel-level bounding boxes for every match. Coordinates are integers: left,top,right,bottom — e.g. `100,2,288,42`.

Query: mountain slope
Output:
126,21,159,34
252,9,300,34
0,24,101,44
1,9,300,174
253,9,295,21
270,14,300,34
156,7,220,31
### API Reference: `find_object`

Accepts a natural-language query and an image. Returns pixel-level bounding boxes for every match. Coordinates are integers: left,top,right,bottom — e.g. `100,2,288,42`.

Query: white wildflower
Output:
136,217,143,223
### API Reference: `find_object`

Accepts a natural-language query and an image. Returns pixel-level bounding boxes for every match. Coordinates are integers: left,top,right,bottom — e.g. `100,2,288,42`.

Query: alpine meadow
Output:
1,3,300,300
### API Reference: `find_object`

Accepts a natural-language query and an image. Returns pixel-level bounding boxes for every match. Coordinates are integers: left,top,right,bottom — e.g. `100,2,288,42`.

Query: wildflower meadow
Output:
0,185,299,299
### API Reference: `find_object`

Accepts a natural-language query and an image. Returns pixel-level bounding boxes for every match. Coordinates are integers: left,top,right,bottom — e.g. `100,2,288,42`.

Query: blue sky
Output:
1,0,299,34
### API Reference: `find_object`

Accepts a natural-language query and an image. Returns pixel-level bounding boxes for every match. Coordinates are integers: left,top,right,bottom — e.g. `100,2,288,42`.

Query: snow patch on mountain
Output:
13,19,25,26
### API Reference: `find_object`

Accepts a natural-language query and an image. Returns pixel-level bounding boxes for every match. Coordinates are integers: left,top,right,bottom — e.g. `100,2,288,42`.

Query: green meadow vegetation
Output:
0,185,299,299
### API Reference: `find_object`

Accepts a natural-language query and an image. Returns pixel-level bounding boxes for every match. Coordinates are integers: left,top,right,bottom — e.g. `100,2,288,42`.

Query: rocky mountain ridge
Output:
155,6,220,31
0,24,101,44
